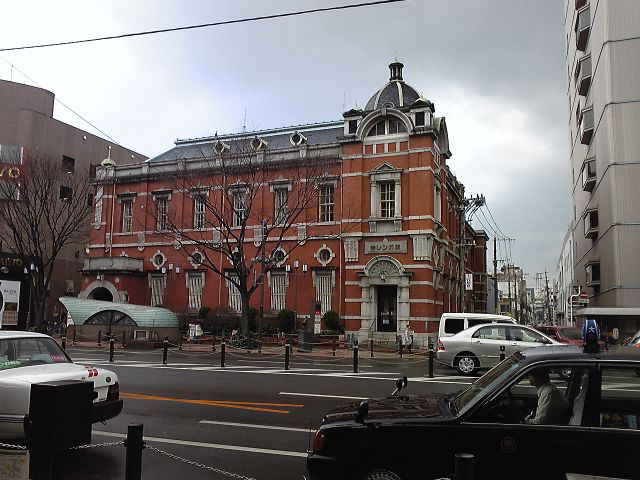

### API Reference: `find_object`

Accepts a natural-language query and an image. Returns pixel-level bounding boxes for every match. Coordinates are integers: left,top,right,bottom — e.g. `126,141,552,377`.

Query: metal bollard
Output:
353,341,359,374
211,334,216,352
499,345,506,362
162,338,168,365
454,453,475,480
98,330,102,346
109,336,115,362
285,342,290,370
429,341,435,379
123,331,126,349
370,338,374,358
73,326,77,346
178,339,182,351
125,423,144,480
61,336,67,350
221,339,226,367
258,333,262,354
332,337,336,357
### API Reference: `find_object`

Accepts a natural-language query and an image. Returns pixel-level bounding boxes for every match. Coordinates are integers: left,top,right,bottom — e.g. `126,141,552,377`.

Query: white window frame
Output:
121,199,133,233
312,270,335,315
227,274,242,313
268,271,288,312
369,166,402,221
157,197,169,231
274,188,289,224
380,182,395,218
319,184,335,222
193,194,206,230
232,190,247,227
186,271,205,312
149,274,166,307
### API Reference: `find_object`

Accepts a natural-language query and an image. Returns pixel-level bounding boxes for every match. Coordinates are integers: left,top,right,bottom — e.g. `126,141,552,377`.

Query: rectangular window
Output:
227,275,242,313
348,120,357,134
415,111,425,126
187,272,205,312
89,164,97,179
121,199,133,233
319,185,334,222
157,197,169,231
380,182,395,218
270,272,287,312
59,186,72,203
275,188,289,224
193,195,205,229
586,263,600,285
150,274,166,306
315,271,333,315
434,185,442,223
233,191,246,227
62,155,75,174
600,367,640,430
86,192,94,208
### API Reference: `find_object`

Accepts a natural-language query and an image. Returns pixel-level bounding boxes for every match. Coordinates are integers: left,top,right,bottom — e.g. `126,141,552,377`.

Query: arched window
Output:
366,117,407,137
83,310,137,326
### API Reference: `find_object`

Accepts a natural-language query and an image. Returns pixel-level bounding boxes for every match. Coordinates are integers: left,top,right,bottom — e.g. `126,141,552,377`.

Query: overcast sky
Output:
0,0,570,284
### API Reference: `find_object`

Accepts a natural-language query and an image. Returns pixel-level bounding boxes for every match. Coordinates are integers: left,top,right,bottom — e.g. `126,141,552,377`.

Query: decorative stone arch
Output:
357,256,412,341
356,107,413,141
80,280,123,302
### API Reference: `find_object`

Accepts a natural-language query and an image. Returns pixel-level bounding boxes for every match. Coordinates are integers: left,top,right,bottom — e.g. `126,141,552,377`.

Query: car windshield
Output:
0,337,71,370
452,354,522,412
561,328,583,340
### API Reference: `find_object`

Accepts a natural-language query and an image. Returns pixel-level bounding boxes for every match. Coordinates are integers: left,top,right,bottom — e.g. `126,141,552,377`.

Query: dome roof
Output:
365,62,421,111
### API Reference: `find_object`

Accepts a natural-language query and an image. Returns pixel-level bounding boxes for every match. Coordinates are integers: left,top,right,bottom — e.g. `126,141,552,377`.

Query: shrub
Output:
205,306,240,334
197,306,211,319
248,307,259,332
322,310,341,332
277,309,296,334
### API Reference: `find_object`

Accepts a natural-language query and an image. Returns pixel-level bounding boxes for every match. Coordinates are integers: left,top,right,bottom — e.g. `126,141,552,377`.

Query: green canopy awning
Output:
59,297,178,328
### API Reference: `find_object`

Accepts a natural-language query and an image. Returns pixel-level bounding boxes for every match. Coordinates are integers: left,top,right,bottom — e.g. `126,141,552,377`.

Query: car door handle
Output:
510,343,518,346
473,340,481,344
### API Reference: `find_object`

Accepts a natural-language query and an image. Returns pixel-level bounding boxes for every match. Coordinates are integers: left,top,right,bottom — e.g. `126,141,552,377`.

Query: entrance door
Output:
376,286,397,332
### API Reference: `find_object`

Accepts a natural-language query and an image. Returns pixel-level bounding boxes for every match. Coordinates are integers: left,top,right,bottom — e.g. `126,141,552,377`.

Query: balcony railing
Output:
580,108,594,144
582,158,596,191
576,56,592,96
575,7,591,52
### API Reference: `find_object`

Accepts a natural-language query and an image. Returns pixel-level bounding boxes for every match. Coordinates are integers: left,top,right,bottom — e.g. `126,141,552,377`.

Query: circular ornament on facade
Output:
214,140,229,155
314,244,335,266
251,136,267,150
115,276,120,284
189,250,204,268
271,248,287,267
151,250,166,269
369,259,400,279
289,131,307,147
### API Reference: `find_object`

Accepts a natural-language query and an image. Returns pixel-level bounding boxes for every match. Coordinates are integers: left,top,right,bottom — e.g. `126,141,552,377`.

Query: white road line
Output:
199,420,310,432
93,430,307,458
279,392,367,400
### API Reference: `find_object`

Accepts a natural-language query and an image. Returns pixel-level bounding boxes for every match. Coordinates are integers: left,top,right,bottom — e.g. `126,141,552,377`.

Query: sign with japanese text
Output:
0,280,21,327
465,273,473,291
365,240,407,255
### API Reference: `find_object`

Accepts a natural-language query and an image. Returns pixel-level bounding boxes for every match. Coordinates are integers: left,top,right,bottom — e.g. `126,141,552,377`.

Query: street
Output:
58,346,461,480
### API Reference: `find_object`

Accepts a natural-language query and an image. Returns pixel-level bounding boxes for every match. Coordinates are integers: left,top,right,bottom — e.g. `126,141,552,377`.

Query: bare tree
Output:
0,152,95,329
151,138,352,334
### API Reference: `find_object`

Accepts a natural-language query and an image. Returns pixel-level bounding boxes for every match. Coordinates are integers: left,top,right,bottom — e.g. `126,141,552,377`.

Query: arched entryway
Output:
89,287,113,302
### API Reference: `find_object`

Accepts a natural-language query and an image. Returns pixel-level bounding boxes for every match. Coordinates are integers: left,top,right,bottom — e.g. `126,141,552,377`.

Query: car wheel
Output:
365,470,402,480
455,353,479,376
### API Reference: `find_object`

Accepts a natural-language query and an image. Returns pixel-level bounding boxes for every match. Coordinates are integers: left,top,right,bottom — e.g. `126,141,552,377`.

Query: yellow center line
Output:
120,392,303,414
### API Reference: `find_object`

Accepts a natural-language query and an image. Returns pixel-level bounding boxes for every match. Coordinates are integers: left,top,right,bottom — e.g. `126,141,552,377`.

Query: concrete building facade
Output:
0,79,146,329
563,0,640,338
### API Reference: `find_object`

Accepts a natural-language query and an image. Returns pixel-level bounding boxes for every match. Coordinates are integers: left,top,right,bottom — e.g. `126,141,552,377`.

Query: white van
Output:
437,313,516,339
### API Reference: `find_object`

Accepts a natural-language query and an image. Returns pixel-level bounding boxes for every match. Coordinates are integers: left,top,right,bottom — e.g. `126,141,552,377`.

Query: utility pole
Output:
544,270,552,324
507,263,512,318
458,194,485,312
493,238,498,314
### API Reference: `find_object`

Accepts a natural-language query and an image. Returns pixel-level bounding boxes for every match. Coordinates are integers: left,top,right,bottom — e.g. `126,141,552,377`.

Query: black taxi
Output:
307,346,640,480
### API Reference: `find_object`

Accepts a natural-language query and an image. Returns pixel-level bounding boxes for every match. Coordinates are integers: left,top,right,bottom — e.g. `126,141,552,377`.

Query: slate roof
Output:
365,80,421,111
147,121,343,163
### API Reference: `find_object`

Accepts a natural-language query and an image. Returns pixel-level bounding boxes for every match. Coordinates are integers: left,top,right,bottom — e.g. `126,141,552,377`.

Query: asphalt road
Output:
49,346,463,480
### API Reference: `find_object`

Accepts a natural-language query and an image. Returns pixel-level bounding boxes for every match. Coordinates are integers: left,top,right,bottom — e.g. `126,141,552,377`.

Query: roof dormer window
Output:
365,117,407,137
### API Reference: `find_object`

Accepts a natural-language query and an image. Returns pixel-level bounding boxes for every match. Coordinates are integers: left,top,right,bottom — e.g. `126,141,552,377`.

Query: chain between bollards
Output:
109,336,115,363
353,340,359,373
284,342,290,370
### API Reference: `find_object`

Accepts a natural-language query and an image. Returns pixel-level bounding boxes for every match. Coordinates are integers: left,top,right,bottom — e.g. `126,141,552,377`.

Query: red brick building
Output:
81,62,488,344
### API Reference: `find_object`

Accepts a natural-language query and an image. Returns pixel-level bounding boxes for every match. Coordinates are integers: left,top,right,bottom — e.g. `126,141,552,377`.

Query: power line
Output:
0,55,120,144
484,203,509,238
0,0,409,53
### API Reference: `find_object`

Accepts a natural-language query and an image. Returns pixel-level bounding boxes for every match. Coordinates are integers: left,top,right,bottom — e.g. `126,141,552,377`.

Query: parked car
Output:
437,313,516,339
0,331,122,440
307,346,640,480
624,328,640,347
535,325,607,349
437,323,560,375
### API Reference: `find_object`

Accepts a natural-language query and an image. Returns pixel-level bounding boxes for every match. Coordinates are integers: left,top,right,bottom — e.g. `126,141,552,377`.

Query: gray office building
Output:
563,0,640,338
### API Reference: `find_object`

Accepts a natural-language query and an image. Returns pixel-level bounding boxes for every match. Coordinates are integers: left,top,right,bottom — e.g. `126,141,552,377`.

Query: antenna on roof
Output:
343,92,346,112
243,107,247,133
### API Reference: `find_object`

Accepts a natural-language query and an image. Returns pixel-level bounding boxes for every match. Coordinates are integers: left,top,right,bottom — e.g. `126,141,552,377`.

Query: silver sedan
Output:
437,323,560,375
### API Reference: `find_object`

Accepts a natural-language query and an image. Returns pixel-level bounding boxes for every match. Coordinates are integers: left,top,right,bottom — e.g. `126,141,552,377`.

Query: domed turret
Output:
101,146,115,167
365,62,421,111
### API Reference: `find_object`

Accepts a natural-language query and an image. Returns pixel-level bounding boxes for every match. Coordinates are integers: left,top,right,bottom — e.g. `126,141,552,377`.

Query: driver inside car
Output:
525,369,571,425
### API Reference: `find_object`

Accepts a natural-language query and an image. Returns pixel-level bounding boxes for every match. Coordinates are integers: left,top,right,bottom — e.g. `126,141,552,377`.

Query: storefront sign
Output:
0,280,21,327
465,273,473,291
0,166,21,179
365,240,407,254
